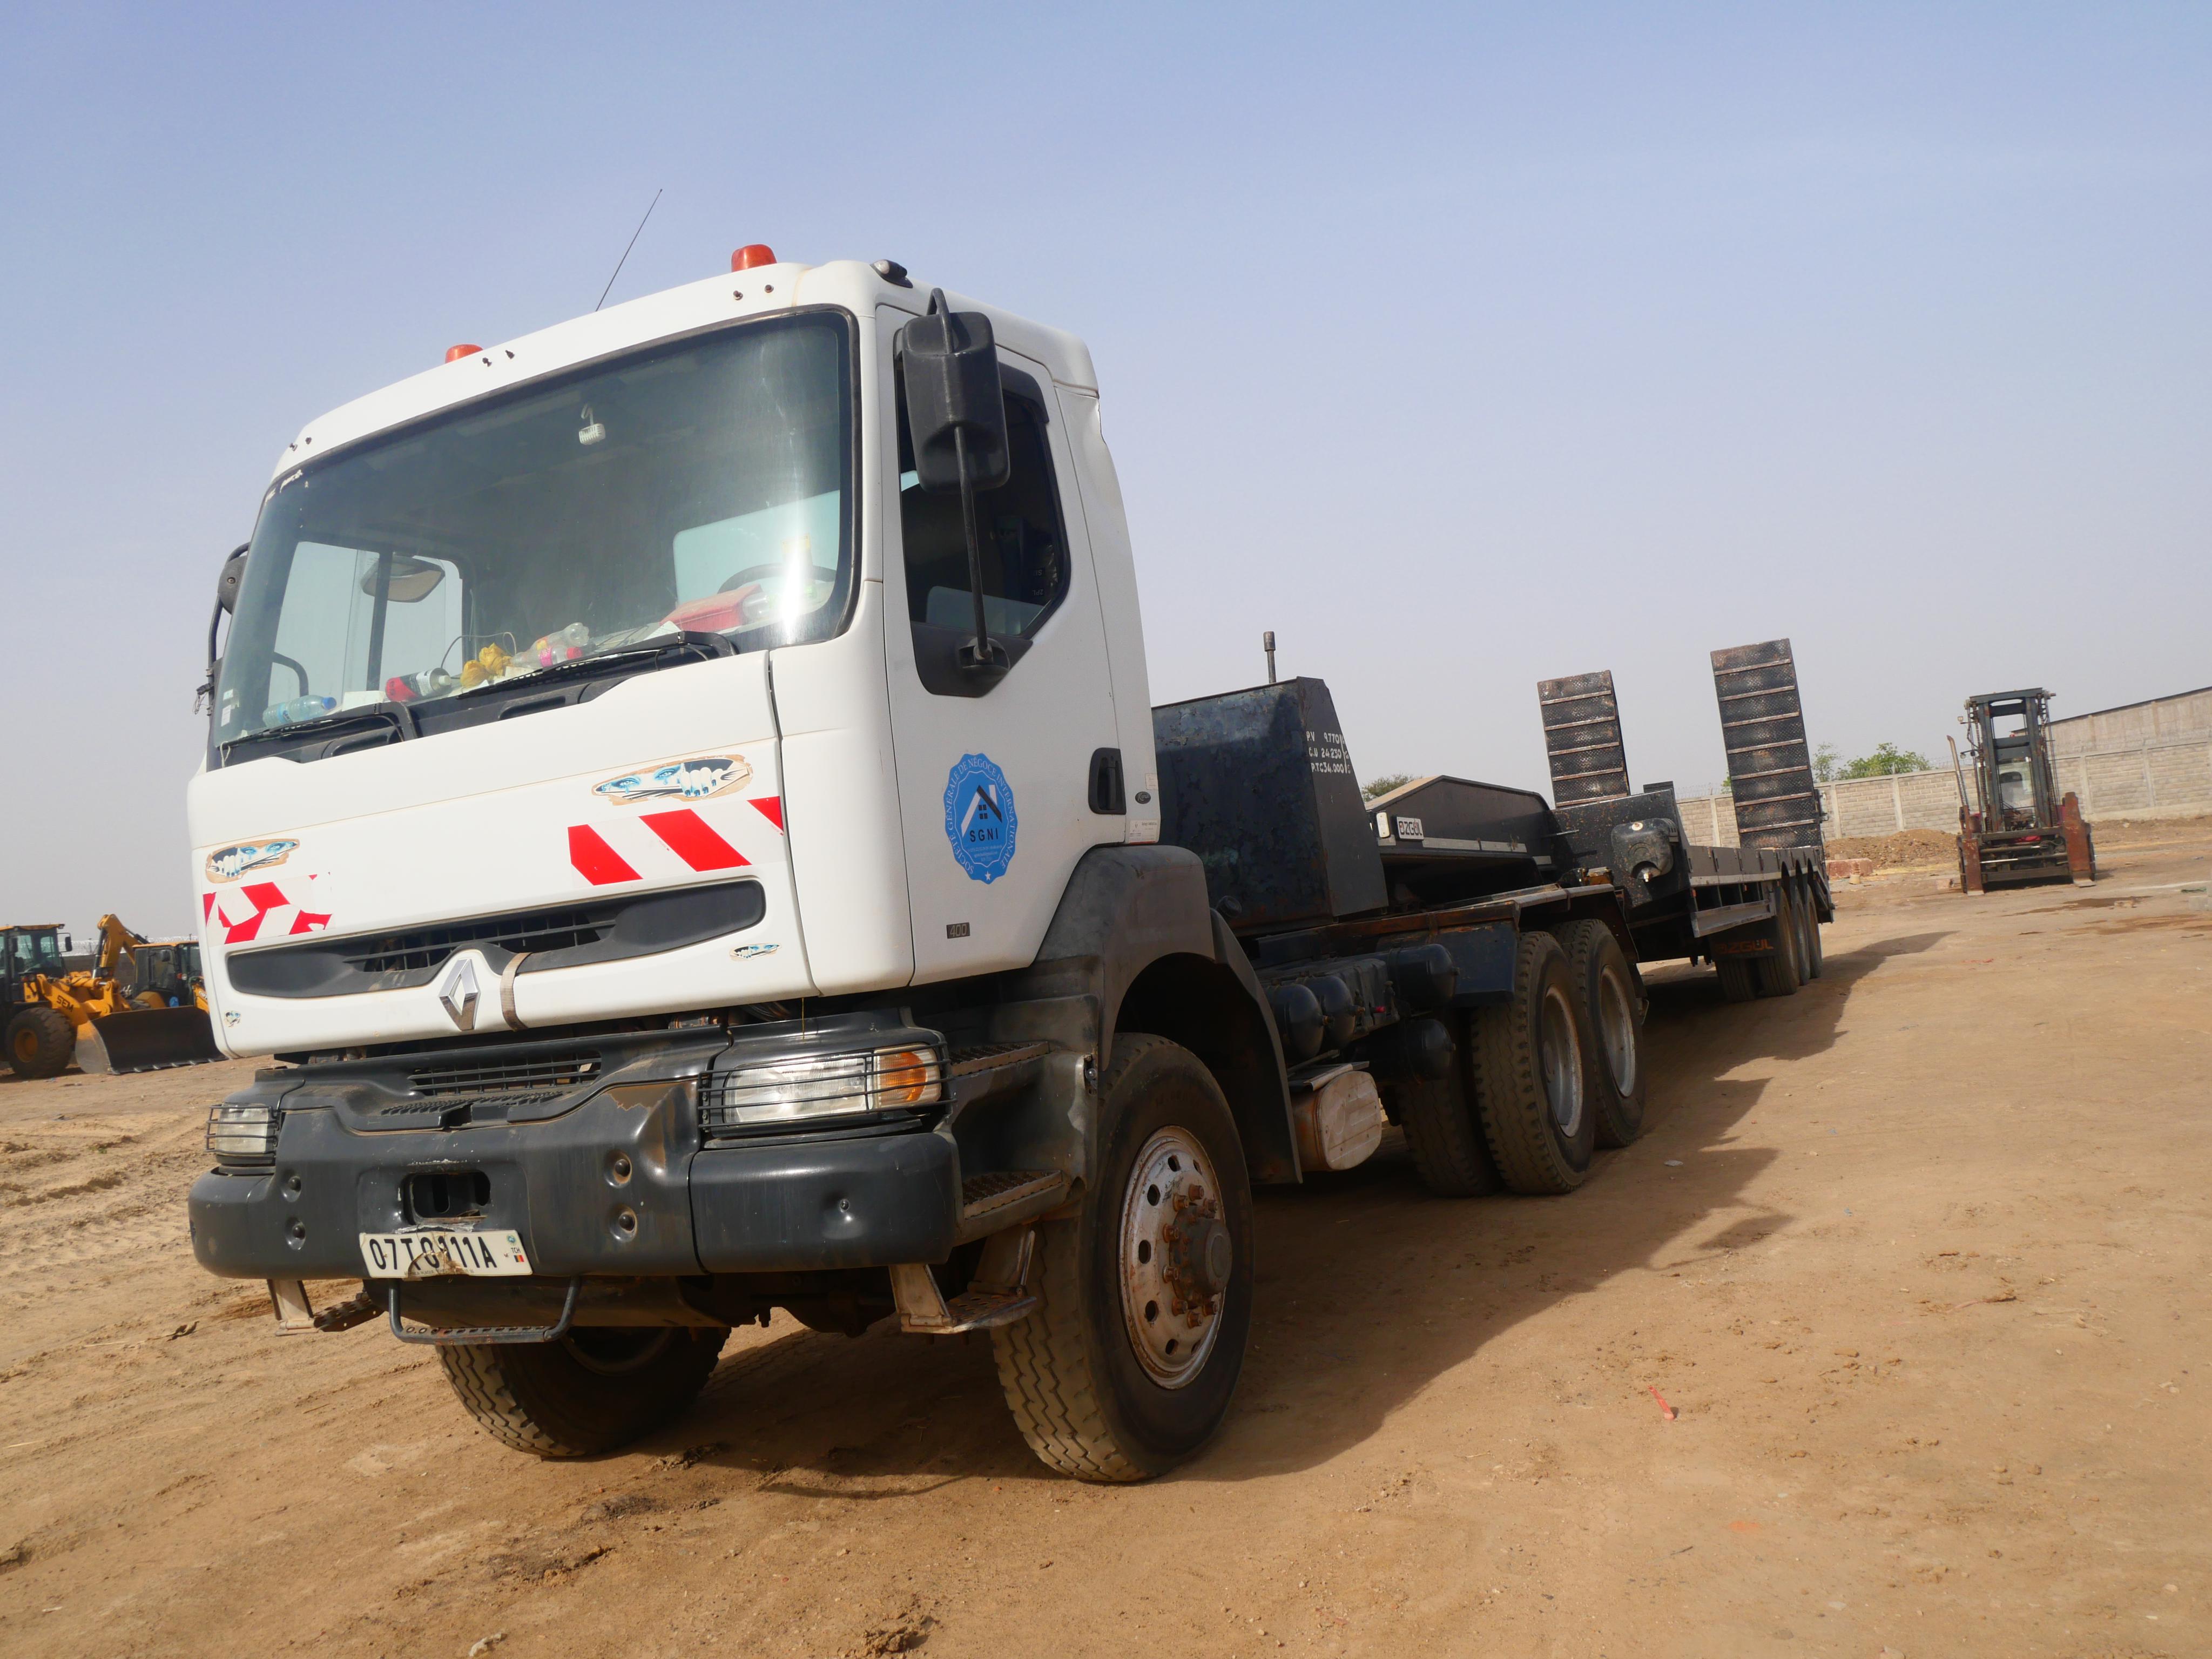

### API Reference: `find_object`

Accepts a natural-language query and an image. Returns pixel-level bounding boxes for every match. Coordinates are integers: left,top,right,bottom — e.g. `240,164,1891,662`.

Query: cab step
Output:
954,1168,1070,1242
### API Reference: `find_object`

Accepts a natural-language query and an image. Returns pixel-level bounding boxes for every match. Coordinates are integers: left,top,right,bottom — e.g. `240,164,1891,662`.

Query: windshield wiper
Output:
224,701,417,752
449,630,738,699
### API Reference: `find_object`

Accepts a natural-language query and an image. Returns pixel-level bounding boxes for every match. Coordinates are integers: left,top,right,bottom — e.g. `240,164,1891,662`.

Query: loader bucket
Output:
77,1007,224,1074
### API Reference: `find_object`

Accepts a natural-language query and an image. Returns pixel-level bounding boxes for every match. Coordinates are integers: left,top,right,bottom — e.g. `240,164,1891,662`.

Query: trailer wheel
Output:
1397,1016,1501,1197
1714,954,1757,1003
1752,893,1804,999
1787,880,1817,983
993,1034,1252,1481
1471,932,1596,1194
5,1007,75,1079
436,1325,727,1458
1799,881,1825,980
1552,920,1646,1149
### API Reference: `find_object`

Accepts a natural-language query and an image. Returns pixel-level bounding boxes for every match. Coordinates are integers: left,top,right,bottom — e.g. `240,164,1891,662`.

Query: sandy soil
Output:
4,830,2210,1658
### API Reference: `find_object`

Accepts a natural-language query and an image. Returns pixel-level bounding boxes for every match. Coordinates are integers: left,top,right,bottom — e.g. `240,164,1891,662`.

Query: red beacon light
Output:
445,343,483,363
730,244,777,272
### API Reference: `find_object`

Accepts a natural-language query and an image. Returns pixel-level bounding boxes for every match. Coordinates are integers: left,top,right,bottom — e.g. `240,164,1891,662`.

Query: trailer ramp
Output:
1537,670,1631,806
1710,639,1824,854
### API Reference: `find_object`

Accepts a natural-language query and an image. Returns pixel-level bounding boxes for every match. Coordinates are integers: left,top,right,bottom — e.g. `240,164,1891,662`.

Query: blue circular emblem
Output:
944,753,1019,884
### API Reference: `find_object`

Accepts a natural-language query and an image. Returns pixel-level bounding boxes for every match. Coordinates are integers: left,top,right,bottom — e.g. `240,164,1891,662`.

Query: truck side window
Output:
897,375,1069,696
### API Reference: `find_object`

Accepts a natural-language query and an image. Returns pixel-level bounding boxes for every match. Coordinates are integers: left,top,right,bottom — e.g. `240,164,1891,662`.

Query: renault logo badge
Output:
437,957,481,1030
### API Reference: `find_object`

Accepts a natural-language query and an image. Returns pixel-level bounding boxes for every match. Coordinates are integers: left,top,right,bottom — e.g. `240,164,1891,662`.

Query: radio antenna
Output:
595,188,663,312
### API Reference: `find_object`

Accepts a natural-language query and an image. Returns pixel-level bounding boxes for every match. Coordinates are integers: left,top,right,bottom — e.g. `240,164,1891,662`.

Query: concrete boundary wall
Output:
2049,686,2212,758
1675,736,2212,847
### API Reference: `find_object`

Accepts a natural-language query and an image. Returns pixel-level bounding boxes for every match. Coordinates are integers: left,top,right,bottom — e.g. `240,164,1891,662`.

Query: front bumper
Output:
188,1030,966,1284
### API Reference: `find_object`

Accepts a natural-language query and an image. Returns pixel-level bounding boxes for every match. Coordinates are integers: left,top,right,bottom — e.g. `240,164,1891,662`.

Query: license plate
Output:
359,1229,531,1279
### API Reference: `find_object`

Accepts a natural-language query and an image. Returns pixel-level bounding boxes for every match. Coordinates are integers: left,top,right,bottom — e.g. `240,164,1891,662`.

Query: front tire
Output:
437,1324,727,1458
993,1034,1253,1481
1472,932,1597,1194
6,1007,75,1078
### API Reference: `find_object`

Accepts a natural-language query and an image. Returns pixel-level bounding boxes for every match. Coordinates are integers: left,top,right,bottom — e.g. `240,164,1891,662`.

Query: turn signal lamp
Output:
445,343,482,363
730,244,777,271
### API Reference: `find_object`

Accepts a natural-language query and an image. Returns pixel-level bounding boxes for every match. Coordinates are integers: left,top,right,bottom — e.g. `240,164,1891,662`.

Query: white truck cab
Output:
193,256,1156,1054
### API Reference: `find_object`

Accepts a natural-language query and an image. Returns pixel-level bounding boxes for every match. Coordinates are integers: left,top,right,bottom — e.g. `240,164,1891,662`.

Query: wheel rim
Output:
12,1026,35,1064
1118,1126,1229,1390
1596,965,1636,1096
1538,984,1584,1139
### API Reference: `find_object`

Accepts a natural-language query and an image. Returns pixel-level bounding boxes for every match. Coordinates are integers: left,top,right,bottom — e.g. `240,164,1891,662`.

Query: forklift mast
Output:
1964,689,2062,832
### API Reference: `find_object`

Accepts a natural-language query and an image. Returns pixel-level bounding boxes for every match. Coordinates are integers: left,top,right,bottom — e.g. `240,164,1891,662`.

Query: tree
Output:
1361,773,1413,801
1812,743,1844,783
1841,742,1931,778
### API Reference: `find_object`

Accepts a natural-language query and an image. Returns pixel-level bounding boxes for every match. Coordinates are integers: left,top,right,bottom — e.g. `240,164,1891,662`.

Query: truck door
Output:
879,313,1125,982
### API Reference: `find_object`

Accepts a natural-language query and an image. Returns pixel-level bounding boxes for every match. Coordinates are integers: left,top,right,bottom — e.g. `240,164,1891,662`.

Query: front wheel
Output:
437,1324,727,1458
6,1007,75,1078
993,1034,1253,1481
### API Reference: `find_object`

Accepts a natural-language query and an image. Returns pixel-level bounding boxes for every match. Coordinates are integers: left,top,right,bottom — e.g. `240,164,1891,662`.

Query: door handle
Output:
1088,748,1125,814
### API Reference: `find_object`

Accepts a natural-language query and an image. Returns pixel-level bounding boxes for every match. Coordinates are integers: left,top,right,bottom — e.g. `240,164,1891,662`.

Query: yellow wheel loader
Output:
2,918,222,1078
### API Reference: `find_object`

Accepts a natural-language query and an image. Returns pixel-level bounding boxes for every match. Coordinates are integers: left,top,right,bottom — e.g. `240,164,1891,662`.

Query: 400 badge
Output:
943,753,1018,884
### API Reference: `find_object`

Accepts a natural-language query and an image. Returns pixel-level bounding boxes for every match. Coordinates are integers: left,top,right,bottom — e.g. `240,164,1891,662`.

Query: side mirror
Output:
215,544,249,614
900,295,1009,494
203,543,250,713
899,291,1011,681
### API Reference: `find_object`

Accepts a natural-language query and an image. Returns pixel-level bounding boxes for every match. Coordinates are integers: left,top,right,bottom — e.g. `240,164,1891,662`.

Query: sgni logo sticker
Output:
943,753,1017,884
204,839,300,884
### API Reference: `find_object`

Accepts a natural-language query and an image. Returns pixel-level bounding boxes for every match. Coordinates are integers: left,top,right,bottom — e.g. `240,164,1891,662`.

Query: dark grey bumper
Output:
188,1092,962,1282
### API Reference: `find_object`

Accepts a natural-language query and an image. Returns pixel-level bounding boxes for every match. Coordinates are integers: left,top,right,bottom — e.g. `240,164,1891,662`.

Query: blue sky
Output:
4,3,2207,936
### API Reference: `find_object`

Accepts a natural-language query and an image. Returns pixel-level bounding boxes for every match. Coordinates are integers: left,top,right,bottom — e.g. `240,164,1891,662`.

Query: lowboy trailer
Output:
186,248,1825,1480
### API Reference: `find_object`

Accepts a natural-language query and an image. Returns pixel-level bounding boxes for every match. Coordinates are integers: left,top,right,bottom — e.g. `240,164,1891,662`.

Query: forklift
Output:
1952,689,2095,893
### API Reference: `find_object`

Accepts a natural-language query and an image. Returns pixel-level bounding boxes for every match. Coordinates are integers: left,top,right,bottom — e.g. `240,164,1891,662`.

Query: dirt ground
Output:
5,826,2211,1658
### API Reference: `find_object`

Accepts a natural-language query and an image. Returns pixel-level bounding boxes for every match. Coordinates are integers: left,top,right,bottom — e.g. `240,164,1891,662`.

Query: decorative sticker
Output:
592,753,754,806
205,839,300,884
943,753,1019,884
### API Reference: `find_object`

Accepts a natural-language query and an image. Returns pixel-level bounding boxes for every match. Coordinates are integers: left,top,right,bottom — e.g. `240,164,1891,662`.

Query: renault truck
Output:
186,246,1826,1480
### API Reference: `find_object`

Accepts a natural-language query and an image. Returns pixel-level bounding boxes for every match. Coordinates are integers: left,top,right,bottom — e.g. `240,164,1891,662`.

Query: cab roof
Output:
269,258,1100,483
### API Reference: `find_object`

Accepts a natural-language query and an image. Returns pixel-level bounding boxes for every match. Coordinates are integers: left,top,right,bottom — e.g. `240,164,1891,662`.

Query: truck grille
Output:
345,907,611,975
407,1053,602,1098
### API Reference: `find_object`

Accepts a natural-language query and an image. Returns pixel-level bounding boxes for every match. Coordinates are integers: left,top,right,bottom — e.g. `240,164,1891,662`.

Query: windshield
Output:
215,312,854,743
9,932,62,973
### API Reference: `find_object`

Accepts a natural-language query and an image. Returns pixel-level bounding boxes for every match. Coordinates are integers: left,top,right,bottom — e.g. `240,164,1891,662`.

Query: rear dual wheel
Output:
1550,920,1647,1149
1752,884,1804,999
1472,932,1598,1194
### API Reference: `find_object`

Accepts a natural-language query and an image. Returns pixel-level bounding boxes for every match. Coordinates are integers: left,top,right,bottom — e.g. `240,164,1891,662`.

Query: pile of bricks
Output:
1826,857,1876,880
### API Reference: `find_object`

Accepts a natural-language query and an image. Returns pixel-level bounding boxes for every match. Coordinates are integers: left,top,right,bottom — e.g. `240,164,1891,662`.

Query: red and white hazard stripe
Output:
568,797,784,888
203,875,333,943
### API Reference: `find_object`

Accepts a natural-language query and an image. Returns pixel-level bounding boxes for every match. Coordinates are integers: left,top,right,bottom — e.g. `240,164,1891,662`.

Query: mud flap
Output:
79,1007,224,1074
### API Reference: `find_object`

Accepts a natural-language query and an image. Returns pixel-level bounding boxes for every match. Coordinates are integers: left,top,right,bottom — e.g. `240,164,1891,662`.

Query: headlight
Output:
700,1042,944,1135
207,1103,279,1166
